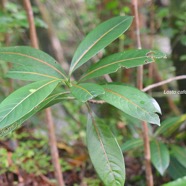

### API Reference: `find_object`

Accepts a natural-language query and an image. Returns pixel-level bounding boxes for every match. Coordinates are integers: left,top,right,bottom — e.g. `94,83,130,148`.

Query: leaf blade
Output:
99,83,161,125
155,114,186,137
150,140,170,175
70,16,133,74
162,176,186,186
0,46,67,81
87,115,125,186
80,50,166,81
0,80,60,133
0,90,68,137
167,157,186,179
121,138,143,152
171,145,186,168
70,83,105,102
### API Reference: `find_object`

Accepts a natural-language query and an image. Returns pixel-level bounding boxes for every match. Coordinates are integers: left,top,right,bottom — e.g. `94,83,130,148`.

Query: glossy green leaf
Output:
0,80,60,136
150,140,170,175
69,16,133,74
162,176,186,186
80,50,166,81
70,83,105,102
155,114,186,137
99,83,161,125
121,139,143,152
87,115,125,186
171,145,186,168
0,90,68,137
0,46,67,81
167,157,186,180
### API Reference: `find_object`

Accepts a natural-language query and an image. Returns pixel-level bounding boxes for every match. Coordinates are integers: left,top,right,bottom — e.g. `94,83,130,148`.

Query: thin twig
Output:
23,1,65,185
132,0,154,186
143,75,186,92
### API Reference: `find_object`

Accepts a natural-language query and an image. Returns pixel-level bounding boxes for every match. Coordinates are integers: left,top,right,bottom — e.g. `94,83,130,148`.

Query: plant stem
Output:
143,75,186,92
23,1,65,185
132,0,154,185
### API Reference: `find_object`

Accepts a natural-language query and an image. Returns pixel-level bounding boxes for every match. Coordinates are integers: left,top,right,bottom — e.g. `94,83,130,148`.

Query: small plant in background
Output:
0,16,165,185
0,132,54,175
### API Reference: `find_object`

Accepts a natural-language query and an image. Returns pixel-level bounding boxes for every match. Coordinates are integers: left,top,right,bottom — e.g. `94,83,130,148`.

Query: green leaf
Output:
171,145,186,168
167,157,186,180
150,140,170,175
41,91,72,109
99,83,161,125
0,90,68,137
70,83,105,102
162,176,186,186
69,16,133,74
121,138,143,152
155,114,186,137
0,46,67,81
0,80,60,136
87,115,125,186
80,50,166,81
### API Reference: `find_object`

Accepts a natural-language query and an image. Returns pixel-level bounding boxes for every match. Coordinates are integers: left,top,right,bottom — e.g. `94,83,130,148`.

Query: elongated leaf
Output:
87,115,125,186
99,83,161,125
0,80,60,136
150,140,170,175
162,176,186,186
0,46,67,81
155,115,186,137
0,90,68,137
80,50,166,81
171,145,186,168
167,157,186,179
121,139,143,152
70,83,105,102
70,16,133,74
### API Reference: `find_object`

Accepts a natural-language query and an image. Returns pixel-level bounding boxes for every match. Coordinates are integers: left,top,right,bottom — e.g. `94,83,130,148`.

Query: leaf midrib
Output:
0,80,58,125
73,84,94,97
104,88,151,117
70,17,131,73
81,55,149,80
92,118,116,183
8,71,60,80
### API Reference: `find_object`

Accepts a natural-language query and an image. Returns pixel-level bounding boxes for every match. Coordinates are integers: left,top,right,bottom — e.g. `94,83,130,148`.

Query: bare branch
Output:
143,75,186,92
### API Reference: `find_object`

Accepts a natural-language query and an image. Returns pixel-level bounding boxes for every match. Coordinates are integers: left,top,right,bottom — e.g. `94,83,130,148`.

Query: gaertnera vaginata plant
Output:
0,16,166,186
